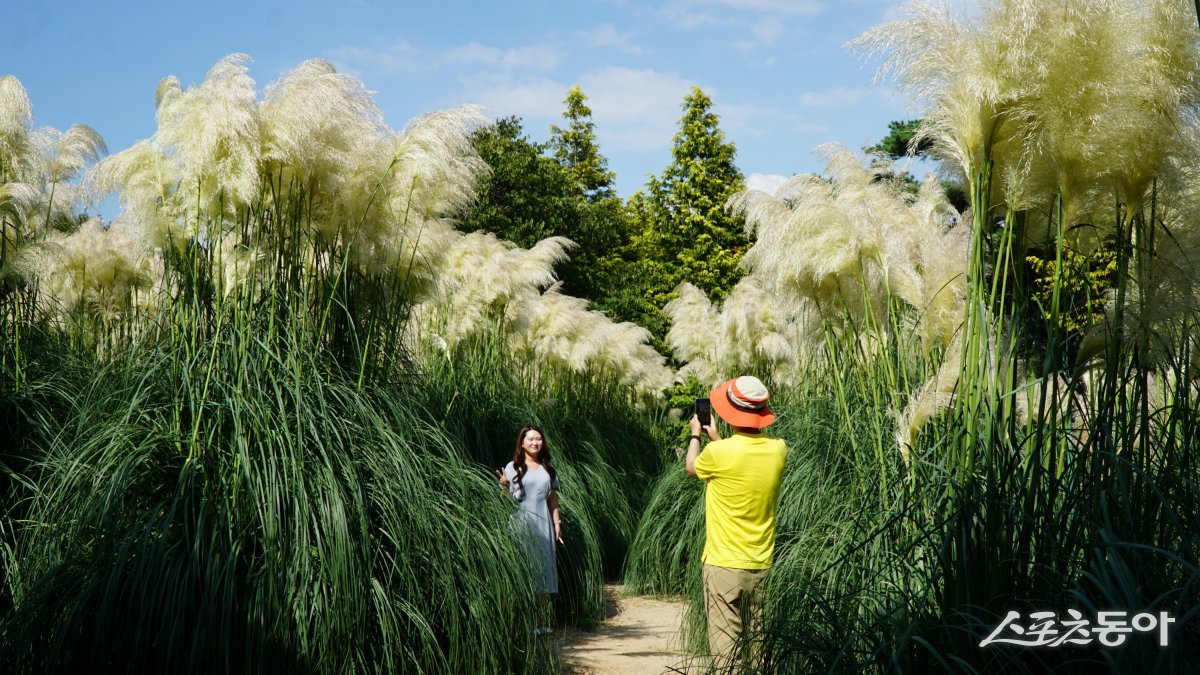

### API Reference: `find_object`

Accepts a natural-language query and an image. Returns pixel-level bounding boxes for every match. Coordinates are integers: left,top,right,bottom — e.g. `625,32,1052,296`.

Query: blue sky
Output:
6,0,927,206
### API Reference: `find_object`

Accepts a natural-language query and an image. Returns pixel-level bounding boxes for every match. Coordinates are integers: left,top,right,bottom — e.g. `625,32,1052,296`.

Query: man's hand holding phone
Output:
686,400,722,475
695,397,711,429
693,397,720,441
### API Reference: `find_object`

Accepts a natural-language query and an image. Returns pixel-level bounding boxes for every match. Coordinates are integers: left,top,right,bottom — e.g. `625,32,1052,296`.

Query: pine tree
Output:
545,88,631,309
549,86,616,203
615,87,748,350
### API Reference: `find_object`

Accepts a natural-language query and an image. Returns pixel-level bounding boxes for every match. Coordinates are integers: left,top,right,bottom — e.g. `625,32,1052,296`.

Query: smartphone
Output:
695,397,711,429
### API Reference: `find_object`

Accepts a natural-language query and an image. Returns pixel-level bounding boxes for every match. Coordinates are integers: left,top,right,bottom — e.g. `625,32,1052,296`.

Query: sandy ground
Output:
559,584,704,675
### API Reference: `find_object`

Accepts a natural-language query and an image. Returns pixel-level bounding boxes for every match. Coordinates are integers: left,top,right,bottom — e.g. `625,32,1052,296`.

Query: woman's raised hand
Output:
495,468,509,489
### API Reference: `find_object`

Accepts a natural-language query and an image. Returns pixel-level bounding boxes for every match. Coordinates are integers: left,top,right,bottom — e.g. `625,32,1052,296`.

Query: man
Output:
685,375,787,663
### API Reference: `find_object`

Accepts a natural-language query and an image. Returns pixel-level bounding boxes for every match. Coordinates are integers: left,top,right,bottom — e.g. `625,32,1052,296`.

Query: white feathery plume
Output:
410,231,671,400
0,182,39,250
42,124,107,185
260,59,387,185
664,282,721,382
86,141,172,244
510,285,672,399
736,145,886,333
1,77,105,224
29,216,159,324
850,0,1020,183
259,58,388,251
854,0,1200,236
24,124,107,229
666,278,816,387
731,144,964,351
373,107,490,292
154,54,261,230
895,333,962,465
88,55,259,246
89,56,491,301
256,60,488,304
1093,167,1200,371
389,106,489,223
412,232,573,351
1,76,108,291
908,174,969,351
212,230,260,299
0,75,35,182
720,145,971,451
155,75,182,118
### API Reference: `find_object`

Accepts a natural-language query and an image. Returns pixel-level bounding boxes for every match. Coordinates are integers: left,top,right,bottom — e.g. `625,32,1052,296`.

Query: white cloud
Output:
719,101,828,137
677,11,722,30
580,68,693,124
751,16,785,43
578,67,697,150
327,40,563,78
327,40,429,75
682,0,824,14
444,43,563,71
643,0,814,61
455,73,570,121
797,86,875,108
746,172,789,195
578,23,644,54
453,67,696,152
655,0,824,30
733,15,786,52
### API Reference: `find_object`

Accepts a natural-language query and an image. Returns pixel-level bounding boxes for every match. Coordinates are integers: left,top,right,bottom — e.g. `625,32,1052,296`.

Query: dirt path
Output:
559,584,702,674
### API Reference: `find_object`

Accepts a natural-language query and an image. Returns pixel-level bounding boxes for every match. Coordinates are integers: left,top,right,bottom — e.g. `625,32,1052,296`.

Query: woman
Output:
497,426,564,604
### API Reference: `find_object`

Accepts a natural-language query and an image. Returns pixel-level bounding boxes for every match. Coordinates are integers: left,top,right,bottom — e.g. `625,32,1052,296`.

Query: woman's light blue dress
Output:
503,462,559,594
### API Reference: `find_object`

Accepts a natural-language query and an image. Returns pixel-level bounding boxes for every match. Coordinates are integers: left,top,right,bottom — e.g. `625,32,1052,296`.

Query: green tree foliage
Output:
461,106,632,307
865,118,969,211
547,88,633,307
615,87,749,351
863,119,931,158
459,116,581,249
1024,237,1118,360
549,86,617,203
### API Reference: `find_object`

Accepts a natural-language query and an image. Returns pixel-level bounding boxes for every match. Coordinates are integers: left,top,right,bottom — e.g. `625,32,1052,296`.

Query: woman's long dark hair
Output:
511,425,557,493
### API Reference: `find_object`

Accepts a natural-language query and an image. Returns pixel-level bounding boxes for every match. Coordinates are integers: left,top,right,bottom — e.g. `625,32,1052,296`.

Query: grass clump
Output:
0,318,561,673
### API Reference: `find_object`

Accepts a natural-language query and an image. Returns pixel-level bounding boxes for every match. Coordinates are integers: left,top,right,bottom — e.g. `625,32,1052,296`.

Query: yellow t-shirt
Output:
693,432,787,570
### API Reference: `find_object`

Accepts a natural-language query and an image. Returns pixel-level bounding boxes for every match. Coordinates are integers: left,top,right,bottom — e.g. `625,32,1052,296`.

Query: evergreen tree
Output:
863,119,930,159
614,87,748,351
546,86,634,316
549,86,616,203
865,118,968,211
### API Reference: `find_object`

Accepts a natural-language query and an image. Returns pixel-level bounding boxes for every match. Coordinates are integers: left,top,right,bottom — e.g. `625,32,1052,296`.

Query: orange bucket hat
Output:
710,375,775,429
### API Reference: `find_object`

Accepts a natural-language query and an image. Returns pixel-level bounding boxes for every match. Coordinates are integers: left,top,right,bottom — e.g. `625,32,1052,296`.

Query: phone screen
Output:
695,397,711,428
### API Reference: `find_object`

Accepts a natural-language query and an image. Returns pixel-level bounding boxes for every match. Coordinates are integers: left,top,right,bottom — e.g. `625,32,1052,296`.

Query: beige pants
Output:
703,564,767,663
